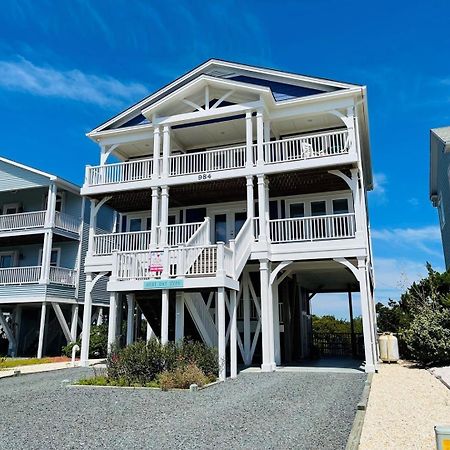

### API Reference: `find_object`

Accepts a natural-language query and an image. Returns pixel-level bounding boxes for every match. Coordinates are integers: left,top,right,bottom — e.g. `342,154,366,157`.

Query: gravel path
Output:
0,368,365,450
360,362,450,449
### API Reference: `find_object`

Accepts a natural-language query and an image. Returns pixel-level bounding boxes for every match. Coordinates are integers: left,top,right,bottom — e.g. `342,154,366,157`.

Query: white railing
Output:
49,266,77,286
162,222,203,246
269,213,356,243
169,245,218,277
55,212,81,234
115,251,151,280
85,158,153,186
169,144,247,176
0,266,41,285
264,129,349,164
232,217,254,278
93,230,153,256
0,211,46,231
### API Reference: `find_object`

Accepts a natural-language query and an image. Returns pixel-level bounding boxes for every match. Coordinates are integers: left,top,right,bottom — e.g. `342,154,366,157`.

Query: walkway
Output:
360,362,450,449
0,368,366,449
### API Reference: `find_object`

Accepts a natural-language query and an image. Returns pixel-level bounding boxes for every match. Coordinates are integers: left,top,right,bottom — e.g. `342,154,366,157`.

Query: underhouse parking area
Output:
0,368,366,449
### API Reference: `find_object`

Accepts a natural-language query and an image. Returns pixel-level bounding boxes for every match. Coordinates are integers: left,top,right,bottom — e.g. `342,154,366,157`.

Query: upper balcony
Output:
0,266,77,287
0,210,82,240
82,128,355,196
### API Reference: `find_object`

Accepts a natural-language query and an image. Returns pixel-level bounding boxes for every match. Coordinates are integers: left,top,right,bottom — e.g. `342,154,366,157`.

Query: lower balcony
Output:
0,266,77,287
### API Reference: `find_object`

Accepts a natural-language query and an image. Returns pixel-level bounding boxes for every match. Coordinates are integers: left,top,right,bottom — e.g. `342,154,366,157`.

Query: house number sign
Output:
197,173,212,181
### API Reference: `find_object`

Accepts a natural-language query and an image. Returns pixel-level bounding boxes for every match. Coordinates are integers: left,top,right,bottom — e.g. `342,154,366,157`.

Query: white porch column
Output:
257,175,268,243
152,126,161,179
260,259,275,372
88,199,98,253
161,289,169,345
175,292,184,341
357,258,376,373
162,125,171,178
245,111,253,168
230,289,237,378
217,287,226,381
40,183,56,284
243,271,251,365
256,110,264,166
70,305,79,341
350,168,364,238
107,292,118,351
126,293,135,346
150,187,159,247
246,176,254,220
44,182,57,227
37,302,47,358
272,282,281,366
80,274,94,366
159,186,169,247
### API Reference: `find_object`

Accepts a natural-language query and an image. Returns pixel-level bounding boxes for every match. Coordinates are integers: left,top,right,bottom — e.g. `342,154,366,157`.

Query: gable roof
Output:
0,156,80,194
88,59,362,136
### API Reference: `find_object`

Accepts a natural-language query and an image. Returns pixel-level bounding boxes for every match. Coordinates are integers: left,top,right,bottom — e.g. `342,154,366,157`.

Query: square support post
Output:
80,275,94,366
161,289,169,345
175,292,184,342
243,271,251,365
246,176,254,220
272,281,281,366
37,302,47,359
162,125,170,178
230,290,237,378
126,293,135,346
150,187,159,247
245,111,253,168
159,186,169,247
108,292,118,351
260,259,275,372
217,287,226,381
256,110,264,166
257,175,268,243
152,126,161,179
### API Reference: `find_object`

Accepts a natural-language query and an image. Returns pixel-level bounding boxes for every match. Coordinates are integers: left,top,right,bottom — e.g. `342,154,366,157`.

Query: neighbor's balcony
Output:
83,129,350,189
0,266,77,286
0,211,81,236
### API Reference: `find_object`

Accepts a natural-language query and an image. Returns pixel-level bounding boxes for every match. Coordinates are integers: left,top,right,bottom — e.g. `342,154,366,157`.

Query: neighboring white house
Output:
430,126,450,269
0,157,112,358
80,59,378,378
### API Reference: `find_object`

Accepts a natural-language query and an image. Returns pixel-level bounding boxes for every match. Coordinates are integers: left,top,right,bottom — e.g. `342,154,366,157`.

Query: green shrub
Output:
402,307,450,367
159,363,209,390
61,323,108,359
106,339,219,386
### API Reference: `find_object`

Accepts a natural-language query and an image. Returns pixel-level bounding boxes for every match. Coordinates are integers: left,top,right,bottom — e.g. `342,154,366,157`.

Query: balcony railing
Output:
0,211,80,235
86,158,153,186
54,212,81,234
268,213,356,243
84,129,350,188
0,266,76,286
0,211,46,231
92,222,205,256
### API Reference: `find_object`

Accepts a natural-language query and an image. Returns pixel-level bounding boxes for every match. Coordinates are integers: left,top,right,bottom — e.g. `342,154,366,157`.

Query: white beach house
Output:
80,60,378,378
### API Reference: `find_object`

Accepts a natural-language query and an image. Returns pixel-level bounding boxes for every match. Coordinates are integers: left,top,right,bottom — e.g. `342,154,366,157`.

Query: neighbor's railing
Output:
49,266,77,286
85,158,153,186
0,211,46,231
0,266,41,285
54,212,81,234
264,129,349,164
268,213,356,243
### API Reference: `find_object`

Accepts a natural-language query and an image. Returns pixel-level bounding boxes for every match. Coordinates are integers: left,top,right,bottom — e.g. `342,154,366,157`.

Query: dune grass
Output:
0,357,53,370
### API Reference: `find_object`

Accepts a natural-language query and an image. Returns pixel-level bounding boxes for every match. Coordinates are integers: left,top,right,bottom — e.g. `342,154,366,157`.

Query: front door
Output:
212,210,246,243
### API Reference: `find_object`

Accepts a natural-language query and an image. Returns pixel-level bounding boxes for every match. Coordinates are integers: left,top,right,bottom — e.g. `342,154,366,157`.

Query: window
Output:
39,248,60,267
186,208,206,223
43,193,63,212
128,218,142,232
0,252,15,268
332,199,349,214
2,203,20,215
289,203,305,218
311,201,326,216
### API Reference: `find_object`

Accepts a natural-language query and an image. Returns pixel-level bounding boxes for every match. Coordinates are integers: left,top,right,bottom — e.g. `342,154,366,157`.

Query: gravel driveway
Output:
0,368,365,450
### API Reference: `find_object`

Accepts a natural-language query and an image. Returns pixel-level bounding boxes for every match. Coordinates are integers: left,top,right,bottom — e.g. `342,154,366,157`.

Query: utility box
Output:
435,425,450,450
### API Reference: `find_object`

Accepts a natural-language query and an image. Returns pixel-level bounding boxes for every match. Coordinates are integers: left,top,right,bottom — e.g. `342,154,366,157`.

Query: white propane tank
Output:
379,333,399,363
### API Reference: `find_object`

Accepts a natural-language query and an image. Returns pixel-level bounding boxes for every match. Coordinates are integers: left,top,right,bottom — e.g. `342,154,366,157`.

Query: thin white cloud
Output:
371,172,388,202
372,225,441,256
0,57,148,108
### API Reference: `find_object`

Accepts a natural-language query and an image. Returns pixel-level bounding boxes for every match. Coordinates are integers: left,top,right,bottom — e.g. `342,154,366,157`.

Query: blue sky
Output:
0,0,449,317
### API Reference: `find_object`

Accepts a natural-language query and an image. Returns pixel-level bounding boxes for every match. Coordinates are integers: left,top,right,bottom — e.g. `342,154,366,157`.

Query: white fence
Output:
93,230,153,256
49,266,77,286
163,222,203,246
0,266,41,285
85,158,153,186
55,212,81,234
264,130,349,164
268,213,356,243
0,211,46,231
169,144,247,176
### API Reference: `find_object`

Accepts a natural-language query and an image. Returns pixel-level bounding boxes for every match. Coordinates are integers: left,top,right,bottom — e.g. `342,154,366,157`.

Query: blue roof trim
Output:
228,75,328,101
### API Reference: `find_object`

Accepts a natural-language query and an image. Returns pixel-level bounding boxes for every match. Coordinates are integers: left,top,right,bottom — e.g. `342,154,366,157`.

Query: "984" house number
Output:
198,173,212,181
